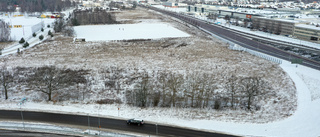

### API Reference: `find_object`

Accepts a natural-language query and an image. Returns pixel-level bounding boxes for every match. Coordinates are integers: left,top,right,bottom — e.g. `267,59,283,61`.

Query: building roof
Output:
295,24,320,31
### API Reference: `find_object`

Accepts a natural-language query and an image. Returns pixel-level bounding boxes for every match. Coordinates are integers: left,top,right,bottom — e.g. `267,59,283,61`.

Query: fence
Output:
229,44,282,64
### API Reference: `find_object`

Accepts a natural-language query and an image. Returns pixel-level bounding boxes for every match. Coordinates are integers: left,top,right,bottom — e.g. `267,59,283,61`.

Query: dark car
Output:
127,118,144,126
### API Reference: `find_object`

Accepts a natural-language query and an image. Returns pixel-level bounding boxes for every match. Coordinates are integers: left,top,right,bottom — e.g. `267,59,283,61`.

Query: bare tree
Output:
134,74,149,107
27,66,87,101
203,74,218,108
185,73,199,107
167,73,183,107
71,9,117,25
3,0,73,13
53,18,66,33
0,19,11,42
225,74,239,108
240,77,269,110
0,63,14,100
53,18,74,36
158,72,169,107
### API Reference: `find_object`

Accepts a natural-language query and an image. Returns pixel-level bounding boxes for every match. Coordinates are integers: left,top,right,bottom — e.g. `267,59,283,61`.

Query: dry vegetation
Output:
0,7,297,123
0,42,14,49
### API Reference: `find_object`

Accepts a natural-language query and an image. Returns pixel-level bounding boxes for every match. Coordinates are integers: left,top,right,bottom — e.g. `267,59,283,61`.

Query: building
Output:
187,4,258,20
163,2,188,8
294,24,320,41
252,17,303,36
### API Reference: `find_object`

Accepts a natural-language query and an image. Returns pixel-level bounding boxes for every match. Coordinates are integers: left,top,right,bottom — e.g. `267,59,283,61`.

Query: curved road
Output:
0,110,238,137
144,5,320,70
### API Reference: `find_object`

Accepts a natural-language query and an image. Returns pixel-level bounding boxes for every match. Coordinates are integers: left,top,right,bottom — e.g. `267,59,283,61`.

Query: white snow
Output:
73,23,190,41
1,14,55,41
0,60,319,137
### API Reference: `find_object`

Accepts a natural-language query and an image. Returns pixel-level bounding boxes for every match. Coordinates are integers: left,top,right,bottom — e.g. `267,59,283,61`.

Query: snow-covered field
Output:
74,23,190,41
0,60,319,137
0,7,319,137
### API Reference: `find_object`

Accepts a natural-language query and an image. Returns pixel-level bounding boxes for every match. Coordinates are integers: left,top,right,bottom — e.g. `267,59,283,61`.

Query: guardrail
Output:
0,122,134,137
229,44,282,64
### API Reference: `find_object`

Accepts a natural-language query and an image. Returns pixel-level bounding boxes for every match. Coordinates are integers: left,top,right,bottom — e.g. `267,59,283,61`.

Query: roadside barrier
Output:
229,44,282,64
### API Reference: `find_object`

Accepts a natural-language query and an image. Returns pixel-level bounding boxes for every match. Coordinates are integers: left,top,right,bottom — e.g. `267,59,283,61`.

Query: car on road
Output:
127,118,144,126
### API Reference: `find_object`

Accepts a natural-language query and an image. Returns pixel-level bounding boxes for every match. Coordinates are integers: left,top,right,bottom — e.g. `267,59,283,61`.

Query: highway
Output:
0,110,238,137
144,5,320,70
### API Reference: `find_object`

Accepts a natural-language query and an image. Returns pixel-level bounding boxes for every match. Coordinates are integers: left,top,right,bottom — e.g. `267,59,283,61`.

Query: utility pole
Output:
20,107,24,130
88,114,90,134
156,124,158,135
19,98,26,130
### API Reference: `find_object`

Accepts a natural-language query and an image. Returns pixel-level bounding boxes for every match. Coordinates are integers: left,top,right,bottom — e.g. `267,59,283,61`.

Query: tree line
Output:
0,65,88,102
0,19,11,42
126,71,273,111
70,7,118,26
0,0,76,12
1,65,274,111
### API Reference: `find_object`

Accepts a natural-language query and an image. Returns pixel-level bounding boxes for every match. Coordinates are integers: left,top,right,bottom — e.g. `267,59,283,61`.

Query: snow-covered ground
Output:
1,13,55,41
0,60,319,137
0,27,53,57
74,23,190,41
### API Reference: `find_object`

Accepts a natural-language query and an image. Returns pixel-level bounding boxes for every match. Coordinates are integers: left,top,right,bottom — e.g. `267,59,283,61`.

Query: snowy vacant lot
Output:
74,24,190,41
1,7,319,137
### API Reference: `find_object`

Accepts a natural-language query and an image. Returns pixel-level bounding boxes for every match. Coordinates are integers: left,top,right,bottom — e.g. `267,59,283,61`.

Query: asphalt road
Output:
144,5,320,70
0,110,238,137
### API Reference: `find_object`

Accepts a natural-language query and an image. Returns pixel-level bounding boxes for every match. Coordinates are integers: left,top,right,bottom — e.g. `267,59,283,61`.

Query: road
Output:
0,110,238,137
144,5,320,70
0,28,52,56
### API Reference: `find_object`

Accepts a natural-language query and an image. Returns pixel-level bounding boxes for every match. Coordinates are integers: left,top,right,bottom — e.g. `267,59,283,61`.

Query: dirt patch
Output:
115,7,162,24
0,42,15,49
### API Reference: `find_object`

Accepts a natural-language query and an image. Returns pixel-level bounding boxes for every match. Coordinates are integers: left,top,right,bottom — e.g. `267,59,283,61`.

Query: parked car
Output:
127,118,144,126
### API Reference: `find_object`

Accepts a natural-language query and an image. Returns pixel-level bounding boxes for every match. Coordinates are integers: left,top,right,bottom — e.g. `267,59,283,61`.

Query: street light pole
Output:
20,107,24,130
87,114,90,134
156,124,158,135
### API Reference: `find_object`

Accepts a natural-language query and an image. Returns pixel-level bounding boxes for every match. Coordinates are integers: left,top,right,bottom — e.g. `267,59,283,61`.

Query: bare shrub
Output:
96,98,122,104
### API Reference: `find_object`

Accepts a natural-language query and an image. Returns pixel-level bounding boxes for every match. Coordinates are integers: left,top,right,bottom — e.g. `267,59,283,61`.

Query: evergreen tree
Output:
48,30,52,35
33,32,36,37
71,18,80,26
19,38,25,44
39,35,44,40
23,42,29,48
